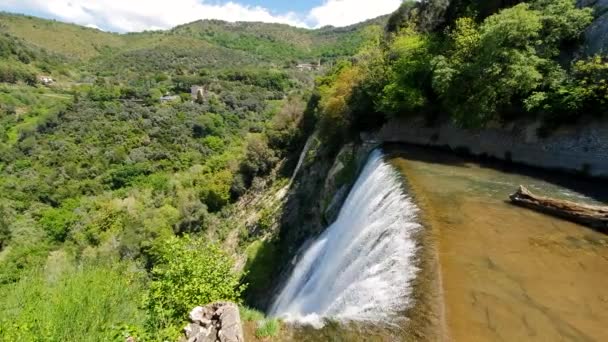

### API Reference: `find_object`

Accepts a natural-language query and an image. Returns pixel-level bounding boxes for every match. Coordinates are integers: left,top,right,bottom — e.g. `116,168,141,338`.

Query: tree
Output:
432,0,592,127
239,135,278,185
380,28,431,116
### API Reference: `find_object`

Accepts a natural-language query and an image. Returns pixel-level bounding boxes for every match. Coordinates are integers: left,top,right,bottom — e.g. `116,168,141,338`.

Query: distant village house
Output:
191,86,205,99
296,60,321,72
38,75,54,85
160,95,180,103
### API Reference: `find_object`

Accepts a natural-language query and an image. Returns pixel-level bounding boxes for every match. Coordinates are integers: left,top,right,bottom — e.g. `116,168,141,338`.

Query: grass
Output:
255,318,281,338
240,306,265,322
240,306,281,340
0,259,146,341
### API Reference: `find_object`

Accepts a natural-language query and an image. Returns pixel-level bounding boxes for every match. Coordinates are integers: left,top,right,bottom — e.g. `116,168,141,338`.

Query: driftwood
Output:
509,185,608,233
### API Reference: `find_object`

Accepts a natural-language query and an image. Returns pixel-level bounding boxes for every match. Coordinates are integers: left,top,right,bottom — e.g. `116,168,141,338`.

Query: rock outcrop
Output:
183,302,244,342
579,0,608,55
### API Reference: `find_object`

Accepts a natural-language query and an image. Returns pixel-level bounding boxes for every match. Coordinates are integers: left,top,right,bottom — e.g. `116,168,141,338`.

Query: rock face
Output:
183,302,244,342
378,117,608,177
579,0,608,55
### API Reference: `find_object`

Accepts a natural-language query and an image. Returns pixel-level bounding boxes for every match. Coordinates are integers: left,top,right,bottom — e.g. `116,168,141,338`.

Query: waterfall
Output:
270,149,421,328
290,134,316,184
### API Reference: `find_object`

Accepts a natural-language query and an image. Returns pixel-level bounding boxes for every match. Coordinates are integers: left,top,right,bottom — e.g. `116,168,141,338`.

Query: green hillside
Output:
0,10,387,341
0,12,386,63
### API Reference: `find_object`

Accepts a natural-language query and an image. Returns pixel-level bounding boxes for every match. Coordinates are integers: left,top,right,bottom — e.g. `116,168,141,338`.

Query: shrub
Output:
0,205,10,250
144,236,245,334
239,135,278,186
39,199,80,242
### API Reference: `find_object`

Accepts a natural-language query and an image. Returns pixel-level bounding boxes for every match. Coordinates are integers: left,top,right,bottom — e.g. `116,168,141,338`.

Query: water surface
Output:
389,146,608,341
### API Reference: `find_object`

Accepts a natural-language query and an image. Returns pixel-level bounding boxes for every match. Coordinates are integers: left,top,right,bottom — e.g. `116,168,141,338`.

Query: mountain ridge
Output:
0,11,388,62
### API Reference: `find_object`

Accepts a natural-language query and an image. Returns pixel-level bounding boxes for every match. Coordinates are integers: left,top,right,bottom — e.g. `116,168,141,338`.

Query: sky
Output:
0,0,404,33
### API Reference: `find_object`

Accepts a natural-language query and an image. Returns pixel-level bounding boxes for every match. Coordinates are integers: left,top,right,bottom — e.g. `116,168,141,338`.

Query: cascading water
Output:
270,149,421,328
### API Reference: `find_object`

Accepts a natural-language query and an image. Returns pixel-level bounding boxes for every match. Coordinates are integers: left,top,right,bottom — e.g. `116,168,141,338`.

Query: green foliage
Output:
380,29,431,115
39,199,80,242
0,61,37,85
0,260,145,341
144,236,245,334
0,204,10,250
218,69,292,91
316,61,363,142
239,306,265,322
0,10,388,341
255,318,281,338
0,238,50,285
307,0,599,137
431,0,593,127
237,135,278,189
386,1,418,34
526,55,608,124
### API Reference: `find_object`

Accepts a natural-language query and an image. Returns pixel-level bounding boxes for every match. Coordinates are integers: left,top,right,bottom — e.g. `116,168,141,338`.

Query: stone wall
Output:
378,118,608,177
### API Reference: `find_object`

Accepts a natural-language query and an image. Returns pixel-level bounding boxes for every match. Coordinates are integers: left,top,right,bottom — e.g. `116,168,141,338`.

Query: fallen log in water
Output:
509,185,608,233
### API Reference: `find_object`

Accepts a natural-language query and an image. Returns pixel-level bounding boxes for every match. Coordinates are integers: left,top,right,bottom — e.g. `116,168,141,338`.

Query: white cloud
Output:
308,0,402,28
0,0,402,32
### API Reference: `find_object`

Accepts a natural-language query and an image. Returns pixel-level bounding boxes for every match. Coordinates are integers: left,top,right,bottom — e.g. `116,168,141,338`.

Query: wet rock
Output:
183,302,244,342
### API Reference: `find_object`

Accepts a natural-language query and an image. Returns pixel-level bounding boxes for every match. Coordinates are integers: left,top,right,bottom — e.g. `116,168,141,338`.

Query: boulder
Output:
183,302,244,342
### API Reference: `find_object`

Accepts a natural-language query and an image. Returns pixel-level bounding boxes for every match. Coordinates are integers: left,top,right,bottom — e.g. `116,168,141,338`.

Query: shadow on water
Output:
383,142,608,204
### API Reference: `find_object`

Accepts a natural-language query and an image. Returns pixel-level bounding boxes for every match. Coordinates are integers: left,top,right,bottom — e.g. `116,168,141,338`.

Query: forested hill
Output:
0,12,387,62
0,11,386,341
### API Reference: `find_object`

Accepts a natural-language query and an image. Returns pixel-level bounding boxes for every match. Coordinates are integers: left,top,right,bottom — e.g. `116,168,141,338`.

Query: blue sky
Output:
245,0,324,13
0,0,403,32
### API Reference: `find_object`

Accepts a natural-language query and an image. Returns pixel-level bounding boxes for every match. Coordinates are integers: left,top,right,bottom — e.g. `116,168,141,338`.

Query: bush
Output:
39,199,80,242
0,205,10,250
380,29,431,116
144,236,245,334
239,135,278,186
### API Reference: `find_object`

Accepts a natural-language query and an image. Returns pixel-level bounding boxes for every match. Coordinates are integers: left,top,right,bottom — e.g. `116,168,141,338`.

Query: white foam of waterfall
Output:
290,134,316,184
269,149,421,328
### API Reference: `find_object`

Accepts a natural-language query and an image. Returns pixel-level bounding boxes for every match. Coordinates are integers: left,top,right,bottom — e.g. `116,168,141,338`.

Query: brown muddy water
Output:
388,145,608,342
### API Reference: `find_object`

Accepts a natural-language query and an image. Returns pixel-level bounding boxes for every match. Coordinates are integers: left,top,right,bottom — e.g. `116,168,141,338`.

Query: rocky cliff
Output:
580,0,608,55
